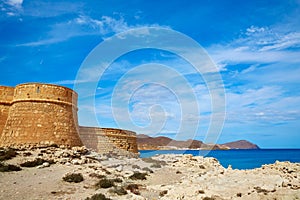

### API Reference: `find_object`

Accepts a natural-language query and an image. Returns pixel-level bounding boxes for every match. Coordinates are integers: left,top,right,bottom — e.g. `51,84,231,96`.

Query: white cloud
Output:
1,0,23,16
225,86,300,124
259,32,300,51
240,64,259,74
208,24,300,67
17,14,167,47
73,15,130,35
246,25,266,34
17,15,131,46
6,0,23,7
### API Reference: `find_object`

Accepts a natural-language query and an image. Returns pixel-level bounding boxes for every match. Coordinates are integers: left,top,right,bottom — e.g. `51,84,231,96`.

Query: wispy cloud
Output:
1,0,23,16
226,86,300,125
205,21,300,129
208,24,300,66
16,14,166,47
17,15,130,46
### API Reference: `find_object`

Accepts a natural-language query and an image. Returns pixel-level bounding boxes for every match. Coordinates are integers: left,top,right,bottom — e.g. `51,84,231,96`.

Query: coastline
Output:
1,146,299,199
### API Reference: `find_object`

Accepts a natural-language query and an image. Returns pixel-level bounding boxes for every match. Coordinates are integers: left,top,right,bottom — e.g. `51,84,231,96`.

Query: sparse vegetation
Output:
62,173,84,183
112,177,123,183
129,172,147,180
0,148,17,161
142,167,154,173
95,178,115,189
109,186,128,195
102,168,111,175
85,193,111,200
159,190,168,197
0,162,22,172
125,183,140,195
199,165,206,169
203,197,216,200
89,173,106,179
20,158,54,167
132,164,141,169
197,190,205,194
22,152,32,156
141,157,167,166
150,163,161,168
254,186,271,194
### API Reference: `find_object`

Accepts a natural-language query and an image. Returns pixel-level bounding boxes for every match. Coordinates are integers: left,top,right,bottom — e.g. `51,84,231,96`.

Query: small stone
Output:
42,162,50,167
71,159,79,165
116,165,123,172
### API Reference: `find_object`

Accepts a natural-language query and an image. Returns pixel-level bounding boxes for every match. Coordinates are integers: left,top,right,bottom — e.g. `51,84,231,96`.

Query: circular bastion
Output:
0,86,14,138
79,126,138,154
0,83,83,147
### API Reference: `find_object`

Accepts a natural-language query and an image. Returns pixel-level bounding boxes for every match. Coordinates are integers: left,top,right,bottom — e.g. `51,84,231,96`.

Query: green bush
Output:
63,173,84,183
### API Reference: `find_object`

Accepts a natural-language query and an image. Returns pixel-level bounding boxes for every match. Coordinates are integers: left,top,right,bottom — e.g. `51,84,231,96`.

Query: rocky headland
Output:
137,135,260,150
0,146,299,200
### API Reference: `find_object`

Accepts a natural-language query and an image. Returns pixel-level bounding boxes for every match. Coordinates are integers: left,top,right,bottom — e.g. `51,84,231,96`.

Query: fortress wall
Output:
79,126,138,154
0,83,82,147
0,86,14,138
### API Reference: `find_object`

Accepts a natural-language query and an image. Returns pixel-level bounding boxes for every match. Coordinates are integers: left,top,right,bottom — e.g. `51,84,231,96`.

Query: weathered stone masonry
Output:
0,83,83,147
0,83,138,155
79,126,138,154
0,86,14,138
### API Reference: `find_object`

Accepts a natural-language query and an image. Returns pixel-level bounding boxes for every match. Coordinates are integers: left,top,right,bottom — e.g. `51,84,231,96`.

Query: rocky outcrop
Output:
137,135,258,150
221,140,260,149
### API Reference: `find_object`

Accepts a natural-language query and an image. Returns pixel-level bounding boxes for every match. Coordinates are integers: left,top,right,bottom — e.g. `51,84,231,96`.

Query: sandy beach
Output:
0,146,299,200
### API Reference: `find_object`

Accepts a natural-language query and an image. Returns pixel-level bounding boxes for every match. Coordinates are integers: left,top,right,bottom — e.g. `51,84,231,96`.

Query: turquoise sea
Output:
139,149,300,170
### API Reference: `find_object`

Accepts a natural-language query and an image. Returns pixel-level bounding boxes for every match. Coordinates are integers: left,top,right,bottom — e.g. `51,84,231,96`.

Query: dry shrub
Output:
63,173,84,183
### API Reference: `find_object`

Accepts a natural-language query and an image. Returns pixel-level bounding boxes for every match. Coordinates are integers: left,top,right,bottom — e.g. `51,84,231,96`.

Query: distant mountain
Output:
137,135,259,150
221,140,260,149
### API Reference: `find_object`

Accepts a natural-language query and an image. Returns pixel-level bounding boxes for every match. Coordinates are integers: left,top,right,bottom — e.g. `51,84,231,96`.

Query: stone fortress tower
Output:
0,82,138,155
0,86,14,138
0,83,83,147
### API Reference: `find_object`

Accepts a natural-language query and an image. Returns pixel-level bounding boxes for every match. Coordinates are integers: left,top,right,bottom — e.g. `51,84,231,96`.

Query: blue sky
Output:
0,0,300,148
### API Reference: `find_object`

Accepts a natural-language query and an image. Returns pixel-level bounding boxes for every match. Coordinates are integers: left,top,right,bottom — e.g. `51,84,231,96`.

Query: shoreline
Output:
0,146,299,199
